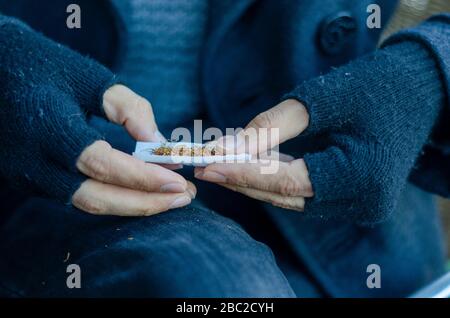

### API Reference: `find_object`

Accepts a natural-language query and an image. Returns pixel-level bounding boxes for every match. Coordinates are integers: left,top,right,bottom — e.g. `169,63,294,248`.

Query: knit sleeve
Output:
383,13,450,198
283,14,449,225
0,14,117,116
0,14,117,203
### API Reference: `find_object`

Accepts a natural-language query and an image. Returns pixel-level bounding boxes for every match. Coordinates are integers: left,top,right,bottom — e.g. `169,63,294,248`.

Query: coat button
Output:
318,12,357,55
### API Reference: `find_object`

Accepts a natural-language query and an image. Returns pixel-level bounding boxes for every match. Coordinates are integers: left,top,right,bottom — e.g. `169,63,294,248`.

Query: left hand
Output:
194,99,312,211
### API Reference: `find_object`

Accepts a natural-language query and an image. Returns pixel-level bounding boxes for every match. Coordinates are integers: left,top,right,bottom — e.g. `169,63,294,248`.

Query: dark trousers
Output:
0,195,325,297
0,118,325,297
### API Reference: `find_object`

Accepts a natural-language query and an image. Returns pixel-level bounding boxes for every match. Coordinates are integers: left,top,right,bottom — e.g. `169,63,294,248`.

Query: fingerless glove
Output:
285,37,447,224
0,16,117,203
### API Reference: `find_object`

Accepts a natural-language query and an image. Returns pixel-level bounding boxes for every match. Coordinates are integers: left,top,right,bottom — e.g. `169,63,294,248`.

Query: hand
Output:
196,43,442,223
195,99,312,211
73,85,196,216
0,20,195,216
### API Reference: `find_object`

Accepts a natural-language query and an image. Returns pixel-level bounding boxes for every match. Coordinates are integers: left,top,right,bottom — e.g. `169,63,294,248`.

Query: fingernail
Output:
170,196,191,209
187,187,196,199
198,171,227,183
160,183,186,193
154,130,167,142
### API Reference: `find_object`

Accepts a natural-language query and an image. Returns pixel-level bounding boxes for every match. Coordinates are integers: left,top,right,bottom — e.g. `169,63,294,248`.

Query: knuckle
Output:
289,159,314,196
88,158,110,181
253,109,280,128
278,174,303,196
142,203,168,216
134,173,155,191
73,194,107,215
230,170,249,187
137,208,155,217
79,141,112,181
131,96,155,126
272,197,305,212
148,206,168,216
134,96,152,114
302,181,314,197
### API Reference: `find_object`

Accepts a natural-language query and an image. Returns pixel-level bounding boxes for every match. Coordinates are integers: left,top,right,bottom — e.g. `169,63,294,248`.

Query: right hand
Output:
72,85,196,216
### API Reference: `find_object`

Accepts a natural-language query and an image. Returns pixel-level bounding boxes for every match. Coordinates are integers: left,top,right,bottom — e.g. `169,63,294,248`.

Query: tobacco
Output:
152,144,217,157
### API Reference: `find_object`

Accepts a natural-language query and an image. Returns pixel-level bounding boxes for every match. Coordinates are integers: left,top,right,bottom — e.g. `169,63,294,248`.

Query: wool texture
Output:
0,17,117,202
285,40,445,224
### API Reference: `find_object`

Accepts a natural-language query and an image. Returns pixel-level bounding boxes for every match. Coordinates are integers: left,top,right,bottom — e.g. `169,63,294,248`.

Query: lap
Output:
0,197,295,297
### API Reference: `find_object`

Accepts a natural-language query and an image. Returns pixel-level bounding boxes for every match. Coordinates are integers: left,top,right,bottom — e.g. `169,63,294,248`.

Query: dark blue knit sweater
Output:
0,16,117,202
0,9,449,223
283,14,450,224
0,0,449,298
285,41,444,224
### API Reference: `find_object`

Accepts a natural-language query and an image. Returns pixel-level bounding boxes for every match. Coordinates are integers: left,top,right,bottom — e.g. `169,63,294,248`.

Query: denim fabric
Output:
0,198,304,297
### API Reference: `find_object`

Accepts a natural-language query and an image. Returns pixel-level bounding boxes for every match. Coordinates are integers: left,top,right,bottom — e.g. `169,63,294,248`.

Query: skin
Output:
72,84,196,216
194,99,312,212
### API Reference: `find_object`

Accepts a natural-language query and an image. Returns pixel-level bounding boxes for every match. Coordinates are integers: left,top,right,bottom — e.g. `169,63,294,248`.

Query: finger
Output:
245,99,309,145
77,140,187,193
195,159,313,197
159,163,184,170
72,179,194,216
102,84,166,142
257,150,294,162
220,184,305,212
213,99,309,155
186,180,197,199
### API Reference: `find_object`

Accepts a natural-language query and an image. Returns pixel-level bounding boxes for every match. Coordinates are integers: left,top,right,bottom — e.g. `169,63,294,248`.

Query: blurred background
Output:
382,0,450,261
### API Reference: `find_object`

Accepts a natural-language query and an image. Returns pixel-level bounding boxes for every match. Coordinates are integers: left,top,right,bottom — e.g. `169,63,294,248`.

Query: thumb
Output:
215,99,309,155
102,84,166,142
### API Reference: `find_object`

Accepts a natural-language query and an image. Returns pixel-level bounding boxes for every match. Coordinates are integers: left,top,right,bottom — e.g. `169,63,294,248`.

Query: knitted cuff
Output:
0,15,118,118
285,41,444,224
37,162,88,205
381,14,450,109
26,87,103,202
283,41,442,137
64,60,119,118
30,86,103,171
